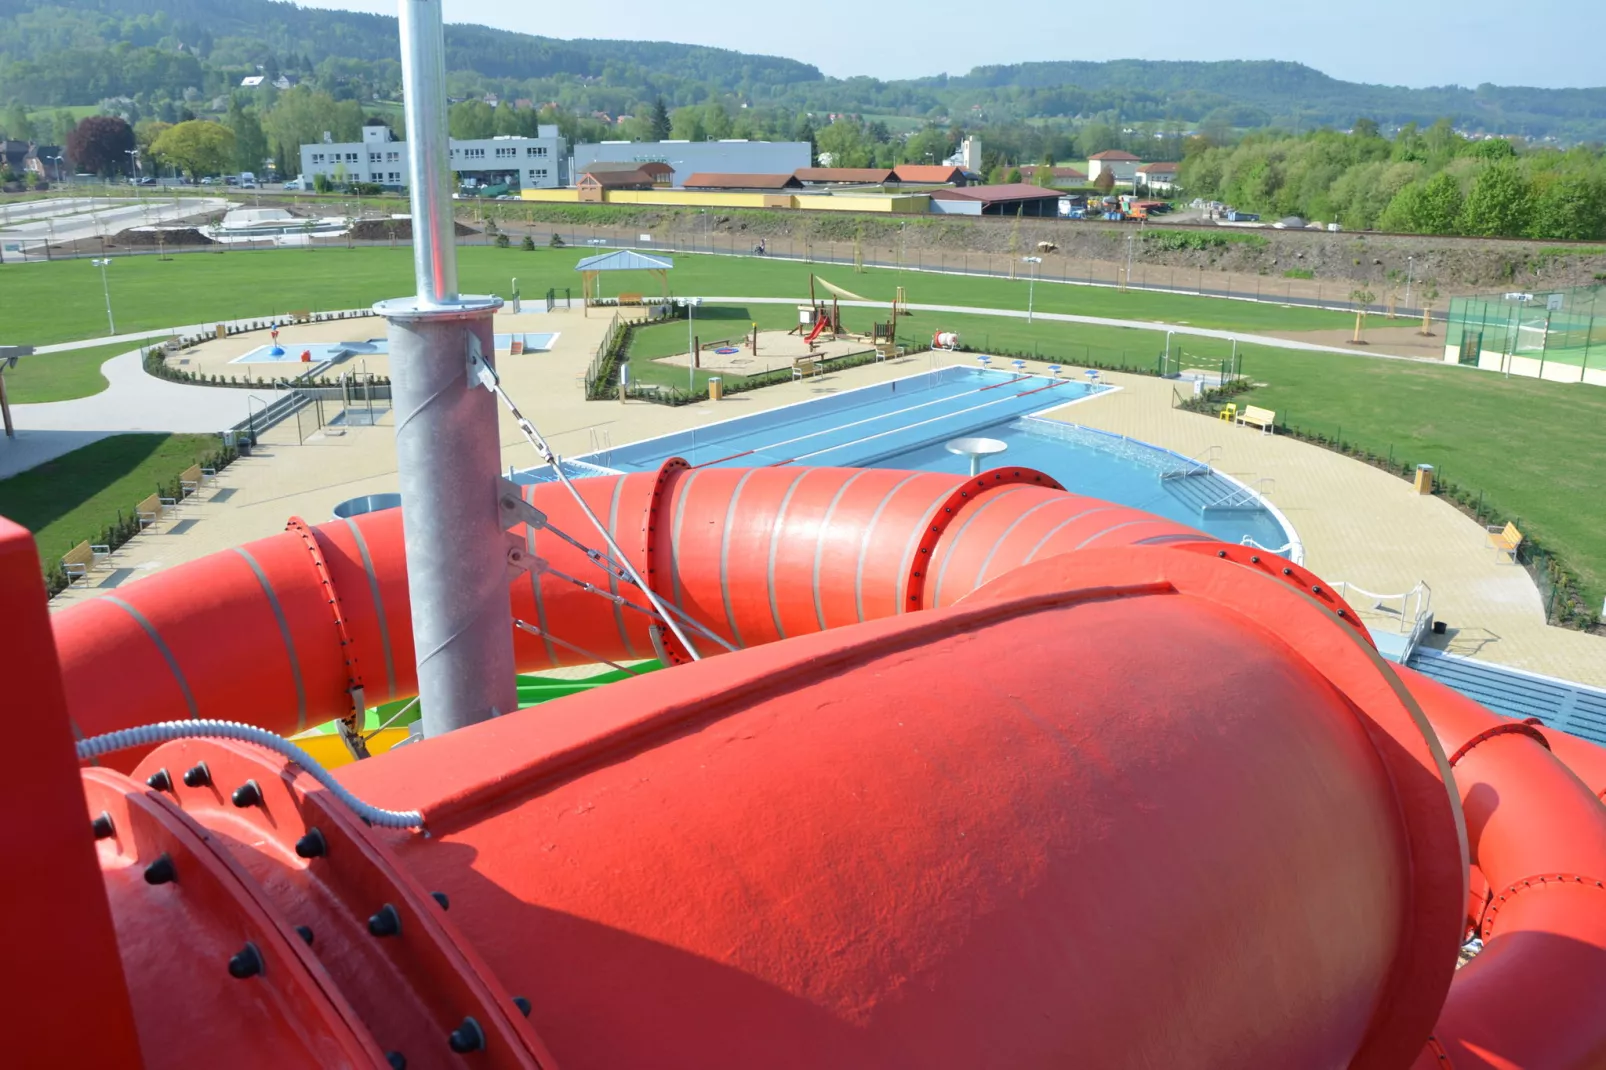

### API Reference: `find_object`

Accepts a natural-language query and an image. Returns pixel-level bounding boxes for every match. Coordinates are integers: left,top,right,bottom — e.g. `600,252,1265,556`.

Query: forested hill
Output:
932,60,1606,142
0,0,824,100
2,0,1605,142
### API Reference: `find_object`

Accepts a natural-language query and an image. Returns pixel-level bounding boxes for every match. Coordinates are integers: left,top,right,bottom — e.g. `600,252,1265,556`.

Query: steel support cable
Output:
535,558,738,654
513,619,644,678
475,366,701,659
75,720,424,828
536,516,736,654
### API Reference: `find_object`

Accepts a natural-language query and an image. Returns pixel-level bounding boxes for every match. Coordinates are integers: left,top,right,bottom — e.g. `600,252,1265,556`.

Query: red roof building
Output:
929,183,1062,216
793,167,897,186
891,164,969,186
682,172,803,191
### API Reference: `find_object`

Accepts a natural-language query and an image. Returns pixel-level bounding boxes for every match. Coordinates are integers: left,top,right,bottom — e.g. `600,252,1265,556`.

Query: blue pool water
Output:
571,366,1296,552
231,339,388,364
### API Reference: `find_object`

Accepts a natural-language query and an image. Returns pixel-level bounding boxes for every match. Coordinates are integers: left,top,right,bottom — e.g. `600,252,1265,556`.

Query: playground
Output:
652,329,874,377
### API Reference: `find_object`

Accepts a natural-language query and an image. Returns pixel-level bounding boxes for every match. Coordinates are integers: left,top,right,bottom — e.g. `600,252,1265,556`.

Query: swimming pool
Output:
563,366,1298,554
601,367,1108,470
231,339,388,364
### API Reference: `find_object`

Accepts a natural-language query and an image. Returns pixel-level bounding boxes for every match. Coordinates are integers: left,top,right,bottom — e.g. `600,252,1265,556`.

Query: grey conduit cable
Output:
75,720,425,829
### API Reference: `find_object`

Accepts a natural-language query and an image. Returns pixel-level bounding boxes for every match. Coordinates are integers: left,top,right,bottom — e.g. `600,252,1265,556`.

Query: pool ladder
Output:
587,427,614,466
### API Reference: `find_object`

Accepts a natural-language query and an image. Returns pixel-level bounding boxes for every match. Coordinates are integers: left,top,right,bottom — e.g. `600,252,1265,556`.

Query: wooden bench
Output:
792,357,819,380
1236,405,1276,435
617,292,643,307
1487,522,1523,562
136,492,167,531
178,463,215,499
61,540,111,586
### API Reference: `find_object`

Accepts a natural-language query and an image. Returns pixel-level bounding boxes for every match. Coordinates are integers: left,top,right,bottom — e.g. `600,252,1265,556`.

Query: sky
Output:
294,0,1601,90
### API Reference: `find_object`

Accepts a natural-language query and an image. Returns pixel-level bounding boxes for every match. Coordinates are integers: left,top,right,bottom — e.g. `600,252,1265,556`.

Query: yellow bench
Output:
61,540,110,586
792,357,818,380
1487,522,1523,562
179,463,215,498
617,292,643,307
1218,403,1237,423
136,492,167,531
1236,405,1276,435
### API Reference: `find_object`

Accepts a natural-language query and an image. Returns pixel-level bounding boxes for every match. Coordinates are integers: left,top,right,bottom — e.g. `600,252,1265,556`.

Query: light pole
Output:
48,154,64,184
91,258,115,334
1125,234,1136,290
1022,256,1042,323
1404,255,1414,309
126,149,141,197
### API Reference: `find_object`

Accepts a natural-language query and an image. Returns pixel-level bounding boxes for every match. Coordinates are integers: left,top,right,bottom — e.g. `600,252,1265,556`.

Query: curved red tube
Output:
321,546,1462,1069
1401,669,1606,1069
53,463,1209,752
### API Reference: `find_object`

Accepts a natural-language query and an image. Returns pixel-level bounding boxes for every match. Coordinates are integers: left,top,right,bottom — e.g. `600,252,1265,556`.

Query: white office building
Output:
300,121,568,190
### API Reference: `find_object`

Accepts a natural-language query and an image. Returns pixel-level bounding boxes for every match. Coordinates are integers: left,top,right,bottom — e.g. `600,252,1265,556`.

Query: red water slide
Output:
51,463,1213,749
19,463,1606,1067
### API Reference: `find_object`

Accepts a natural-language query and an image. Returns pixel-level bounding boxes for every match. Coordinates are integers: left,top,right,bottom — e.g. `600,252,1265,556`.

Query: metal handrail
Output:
1205,476,1273,510
1333,580,1433,637
1160,444,1220,480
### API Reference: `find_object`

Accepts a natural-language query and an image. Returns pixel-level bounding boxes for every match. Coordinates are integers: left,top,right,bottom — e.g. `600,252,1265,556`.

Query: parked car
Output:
282,176,308,191
200,176,218,185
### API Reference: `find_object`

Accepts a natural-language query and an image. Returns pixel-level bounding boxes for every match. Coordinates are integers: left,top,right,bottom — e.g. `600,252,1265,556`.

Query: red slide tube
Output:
53,464,1208,754
1401,669,1606,1069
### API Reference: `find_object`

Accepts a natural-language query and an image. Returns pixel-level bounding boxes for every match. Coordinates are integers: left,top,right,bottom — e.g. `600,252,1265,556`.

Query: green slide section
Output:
302,662,664,736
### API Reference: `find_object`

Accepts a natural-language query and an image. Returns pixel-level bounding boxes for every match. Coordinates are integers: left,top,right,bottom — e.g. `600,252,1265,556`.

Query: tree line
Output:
1181,121,1606,241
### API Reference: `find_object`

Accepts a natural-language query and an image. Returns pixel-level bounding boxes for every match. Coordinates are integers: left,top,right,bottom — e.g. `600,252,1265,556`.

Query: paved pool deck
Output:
45,315,1606,688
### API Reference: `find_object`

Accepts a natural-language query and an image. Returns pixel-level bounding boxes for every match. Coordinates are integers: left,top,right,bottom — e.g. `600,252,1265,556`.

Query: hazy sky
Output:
296,0,1599,89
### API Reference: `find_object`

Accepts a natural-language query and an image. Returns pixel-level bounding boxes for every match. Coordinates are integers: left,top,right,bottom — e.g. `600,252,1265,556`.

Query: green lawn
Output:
1225,351,1606,615
0,434,221,572
0,245,1352,347
2,340,161,403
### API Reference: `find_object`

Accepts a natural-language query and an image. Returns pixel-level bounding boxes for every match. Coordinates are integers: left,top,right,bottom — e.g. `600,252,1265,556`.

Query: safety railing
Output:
1160,444,1220,480
1204,476,1274,511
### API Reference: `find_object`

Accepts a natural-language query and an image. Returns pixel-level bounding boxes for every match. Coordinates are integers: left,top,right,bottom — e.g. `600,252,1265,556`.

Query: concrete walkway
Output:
43,322,1605,692
1040,375,1606,689
1,347,263,478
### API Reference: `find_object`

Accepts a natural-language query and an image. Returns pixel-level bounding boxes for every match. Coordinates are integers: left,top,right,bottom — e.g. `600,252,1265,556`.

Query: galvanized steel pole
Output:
375,0,514,737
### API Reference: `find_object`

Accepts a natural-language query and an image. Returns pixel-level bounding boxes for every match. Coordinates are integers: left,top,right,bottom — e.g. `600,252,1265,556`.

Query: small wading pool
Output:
546,366,1298,553
495,332,560,352
231,339,388,364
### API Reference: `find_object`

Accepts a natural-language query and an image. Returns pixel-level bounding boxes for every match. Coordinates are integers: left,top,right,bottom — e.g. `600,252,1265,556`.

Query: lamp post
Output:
125,149,141,197
1404,255,1414,310
48,154,64,184
1022,255,1042,324
1125,233,1136,290
91,258,115,334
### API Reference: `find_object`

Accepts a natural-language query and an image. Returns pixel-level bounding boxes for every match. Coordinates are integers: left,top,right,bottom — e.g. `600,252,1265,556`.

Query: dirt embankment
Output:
508,203,1606,296
110,226,215,247
349,218,477,240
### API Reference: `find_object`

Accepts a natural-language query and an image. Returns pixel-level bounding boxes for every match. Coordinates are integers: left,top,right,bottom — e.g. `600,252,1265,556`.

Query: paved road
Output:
699,296,1425,362
1,347,272,478
0,197,227,260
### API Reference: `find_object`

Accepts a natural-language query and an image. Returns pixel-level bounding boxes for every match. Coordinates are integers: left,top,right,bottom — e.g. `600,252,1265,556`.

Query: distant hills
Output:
2,0,1604,141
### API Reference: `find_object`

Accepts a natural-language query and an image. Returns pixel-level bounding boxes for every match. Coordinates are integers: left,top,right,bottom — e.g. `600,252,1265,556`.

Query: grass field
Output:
0,245,1352,346
0,434,221,571
3,244,1599,623
1229,350,1606,615
1,340,156,403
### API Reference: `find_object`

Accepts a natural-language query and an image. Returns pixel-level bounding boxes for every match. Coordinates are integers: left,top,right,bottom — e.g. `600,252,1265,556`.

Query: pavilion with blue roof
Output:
575,249,674,313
